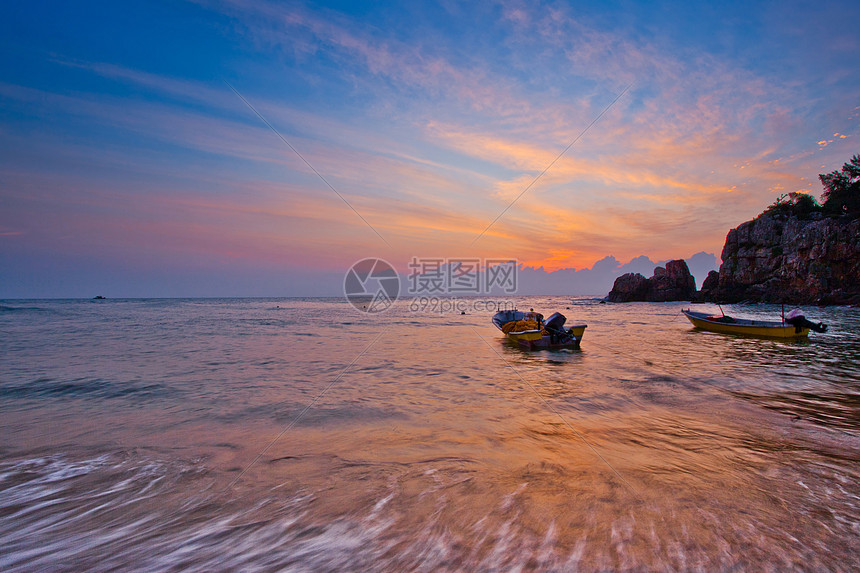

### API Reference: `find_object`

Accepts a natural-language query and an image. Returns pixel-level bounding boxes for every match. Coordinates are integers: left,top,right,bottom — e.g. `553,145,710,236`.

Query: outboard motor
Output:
544,312,566,333
544,312,572,343
785,309,828,333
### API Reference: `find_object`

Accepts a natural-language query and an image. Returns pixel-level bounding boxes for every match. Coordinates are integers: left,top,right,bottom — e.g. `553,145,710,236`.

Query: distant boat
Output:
682,309,826,339
93,296,106,300
492,309,586,350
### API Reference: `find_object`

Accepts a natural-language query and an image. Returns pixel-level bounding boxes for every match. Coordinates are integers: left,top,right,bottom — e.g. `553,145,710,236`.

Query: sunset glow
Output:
1,0,858,296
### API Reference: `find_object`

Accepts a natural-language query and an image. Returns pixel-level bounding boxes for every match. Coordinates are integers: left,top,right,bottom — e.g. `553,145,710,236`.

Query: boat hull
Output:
682,310,809,338
567,325,587,339
504,330,582,350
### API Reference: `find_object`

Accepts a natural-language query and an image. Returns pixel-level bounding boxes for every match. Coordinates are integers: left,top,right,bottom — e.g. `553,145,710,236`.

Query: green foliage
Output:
819,154,860,216
762,191,821,218
793,192,820,214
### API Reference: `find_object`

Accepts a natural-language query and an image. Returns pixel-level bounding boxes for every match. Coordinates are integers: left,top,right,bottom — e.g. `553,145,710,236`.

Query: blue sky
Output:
1,0,858,297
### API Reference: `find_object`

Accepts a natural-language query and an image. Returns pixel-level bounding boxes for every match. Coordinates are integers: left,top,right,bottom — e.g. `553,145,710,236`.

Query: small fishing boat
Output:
492,309,586,349
682,309,827,339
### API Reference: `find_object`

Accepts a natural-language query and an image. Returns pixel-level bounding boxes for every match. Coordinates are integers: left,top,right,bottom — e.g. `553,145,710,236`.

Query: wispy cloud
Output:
2,0,858,296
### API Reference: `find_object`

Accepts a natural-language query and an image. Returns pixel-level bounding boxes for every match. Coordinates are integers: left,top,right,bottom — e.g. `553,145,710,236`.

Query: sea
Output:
1,297,858,571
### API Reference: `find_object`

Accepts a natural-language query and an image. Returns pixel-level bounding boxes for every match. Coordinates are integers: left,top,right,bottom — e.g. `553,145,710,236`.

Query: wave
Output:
0,377,172,402
0,305,48,313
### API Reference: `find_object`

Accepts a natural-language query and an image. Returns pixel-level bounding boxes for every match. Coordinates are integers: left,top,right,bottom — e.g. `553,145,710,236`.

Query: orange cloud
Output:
5,0,853,282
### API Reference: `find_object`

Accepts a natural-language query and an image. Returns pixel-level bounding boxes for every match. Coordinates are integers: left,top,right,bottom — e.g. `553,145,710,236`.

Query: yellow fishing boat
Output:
492,310,586,349
682,309,826,339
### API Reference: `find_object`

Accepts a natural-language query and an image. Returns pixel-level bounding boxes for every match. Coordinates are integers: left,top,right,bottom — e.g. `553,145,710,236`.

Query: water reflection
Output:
0,298,858,570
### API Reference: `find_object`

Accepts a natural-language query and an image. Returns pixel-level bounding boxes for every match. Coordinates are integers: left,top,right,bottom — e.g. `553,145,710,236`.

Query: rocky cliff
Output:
709,213,860,305
607,259,696,302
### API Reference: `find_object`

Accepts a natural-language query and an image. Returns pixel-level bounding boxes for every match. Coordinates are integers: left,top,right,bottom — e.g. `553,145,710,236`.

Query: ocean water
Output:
1,297,858,571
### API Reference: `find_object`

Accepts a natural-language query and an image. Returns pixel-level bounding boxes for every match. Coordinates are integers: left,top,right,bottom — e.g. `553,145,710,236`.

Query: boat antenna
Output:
717,303,725,317
781,303,785,325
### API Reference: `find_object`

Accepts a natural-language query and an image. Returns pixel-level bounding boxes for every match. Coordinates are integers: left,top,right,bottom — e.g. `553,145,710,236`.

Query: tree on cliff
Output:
819,154,860,216
762,191,820,218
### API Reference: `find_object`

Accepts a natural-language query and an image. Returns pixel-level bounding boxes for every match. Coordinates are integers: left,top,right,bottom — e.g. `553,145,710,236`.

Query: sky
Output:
1,0,858,298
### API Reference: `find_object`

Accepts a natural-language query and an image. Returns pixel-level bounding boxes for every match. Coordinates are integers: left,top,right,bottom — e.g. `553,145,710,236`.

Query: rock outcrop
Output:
707,213,860,305
607,260,696,302
698,270,720,300
607,272,649,302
